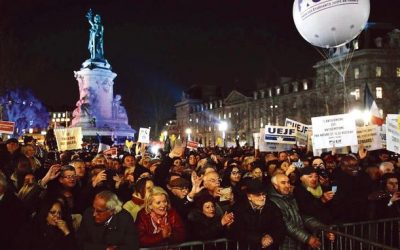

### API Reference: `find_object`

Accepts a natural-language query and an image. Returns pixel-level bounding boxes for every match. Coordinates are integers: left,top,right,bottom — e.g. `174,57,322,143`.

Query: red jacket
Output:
135,208,186,247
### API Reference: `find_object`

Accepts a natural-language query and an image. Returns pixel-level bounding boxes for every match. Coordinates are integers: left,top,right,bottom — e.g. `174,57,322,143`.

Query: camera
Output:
317,167,330,179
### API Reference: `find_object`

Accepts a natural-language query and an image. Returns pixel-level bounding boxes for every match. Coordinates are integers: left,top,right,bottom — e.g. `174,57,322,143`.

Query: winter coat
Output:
229,198,286,250
135,208,186,247
268,186,327,250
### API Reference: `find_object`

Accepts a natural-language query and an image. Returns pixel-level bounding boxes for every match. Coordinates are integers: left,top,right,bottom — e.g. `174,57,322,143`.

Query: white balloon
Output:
293,0,370,48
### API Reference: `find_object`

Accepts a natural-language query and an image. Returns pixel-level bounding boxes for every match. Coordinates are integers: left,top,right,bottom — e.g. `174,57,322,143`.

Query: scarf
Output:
149,211,168,234
306,185,323,198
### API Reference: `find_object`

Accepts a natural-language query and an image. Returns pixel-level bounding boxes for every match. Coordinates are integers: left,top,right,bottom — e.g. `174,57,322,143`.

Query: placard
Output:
259,129,293,152
350,125,383,152
386,119,400,154
311,114,357,150
0,121,15,134
54,127,83,151
285,118,311,145
138,128,150,143
264,125,296,144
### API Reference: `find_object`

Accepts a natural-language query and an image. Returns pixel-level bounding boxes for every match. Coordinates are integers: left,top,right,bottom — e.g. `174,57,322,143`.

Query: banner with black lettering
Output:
54,127,83,151
264,125,296,144
285,118,311,145
311,114,357,150
350,125,383,152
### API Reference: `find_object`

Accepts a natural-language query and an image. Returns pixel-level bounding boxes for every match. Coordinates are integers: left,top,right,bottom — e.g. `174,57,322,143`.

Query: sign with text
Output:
285,118,311,145
264,125,296,144
0,121,15,134
54,127,83,151
138,128,150,143
259,129,293,152
350,125,383,152
187,140,199,149
386,119,400,154
311,114,357,150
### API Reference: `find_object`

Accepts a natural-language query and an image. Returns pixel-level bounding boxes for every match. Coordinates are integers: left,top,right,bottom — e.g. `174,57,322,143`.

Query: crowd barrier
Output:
139,218,400,250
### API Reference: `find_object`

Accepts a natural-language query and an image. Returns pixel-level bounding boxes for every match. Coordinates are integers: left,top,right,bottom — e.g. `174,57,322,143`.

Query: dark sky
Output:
0,0,399,128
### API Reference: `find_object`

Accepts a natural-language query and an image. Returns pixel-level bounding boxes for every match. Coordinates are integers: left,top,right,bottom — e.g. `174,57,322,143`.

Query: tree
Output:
0,89,49,136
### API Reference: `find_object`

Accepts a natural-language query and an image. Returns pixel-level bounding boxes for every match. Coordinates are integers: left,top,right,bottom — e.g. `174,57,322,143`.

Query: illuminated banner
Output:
386,118,400,154
54,127,83,151
351,125,383,152
138,128,150,143
312,114,357,150
285,118,311,145
259,129,293,152
187,140,199,149
264,125,296,144
0,121,15,134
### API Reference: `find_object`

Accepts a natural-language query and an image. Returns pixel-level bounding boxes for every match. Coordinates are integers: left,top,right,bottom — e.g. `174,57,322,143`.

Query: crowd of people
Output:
1,136,400,250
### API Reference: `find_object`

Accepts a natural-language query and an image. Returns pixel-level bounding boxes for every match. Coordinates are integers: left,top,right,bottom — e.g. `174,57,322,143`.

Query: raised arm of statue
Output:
86,9,104,60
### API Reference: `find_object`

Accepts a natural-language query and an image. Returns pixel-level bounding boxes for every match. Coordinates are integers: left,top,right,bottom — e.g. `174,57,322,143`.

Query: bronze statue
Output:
86,9,104,60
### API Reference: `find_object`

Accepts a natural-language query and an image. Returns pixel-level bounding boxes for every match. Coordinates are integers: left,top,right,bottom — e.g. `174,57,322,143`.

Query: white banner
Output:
264,125,296,144
350,125,383,152
138,128,150,143
54,127,83,151
311,114,358,150
285,118,311,145
259,129,293,152
386,119,400,154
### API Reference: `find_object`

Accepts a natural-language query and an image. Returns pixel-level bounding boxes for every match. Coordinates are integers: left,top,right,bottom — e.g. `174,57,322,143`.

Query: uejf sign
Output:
0,121,15,134
264,125,297,144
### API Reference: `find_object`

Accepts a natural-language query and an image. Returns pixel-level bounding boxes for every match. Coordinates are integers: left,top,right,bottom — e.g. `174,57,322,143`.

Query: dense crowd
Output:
0,136,399,250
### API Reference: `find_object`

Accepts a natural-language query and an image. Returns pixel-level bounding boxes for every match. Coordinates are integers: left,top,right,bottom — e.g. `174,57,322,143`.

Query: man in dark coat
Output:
230,179,286,250
0,138,24,178
77,190,139,250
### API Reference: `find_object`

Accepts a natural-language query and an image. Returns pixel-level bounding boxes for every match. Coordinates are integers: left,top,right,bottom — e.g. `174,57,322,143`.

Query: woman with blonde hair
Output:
135,186,185,247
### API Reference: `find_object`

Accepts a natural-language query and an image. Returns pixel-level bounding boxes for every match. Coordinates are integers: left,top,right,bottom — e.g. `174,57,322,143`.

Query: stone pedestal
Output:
70,59,135,139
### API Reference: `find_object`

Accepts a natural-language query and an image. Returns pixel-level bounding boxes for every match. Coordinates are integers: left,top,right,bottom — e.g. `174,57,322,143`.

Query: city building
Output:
174,23,400,146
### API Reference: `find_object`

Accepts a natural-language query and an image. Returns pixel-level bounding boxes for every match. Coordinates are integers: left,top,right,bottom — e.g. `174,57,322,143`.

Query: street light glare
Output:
218,121,228,131
185,128,192,134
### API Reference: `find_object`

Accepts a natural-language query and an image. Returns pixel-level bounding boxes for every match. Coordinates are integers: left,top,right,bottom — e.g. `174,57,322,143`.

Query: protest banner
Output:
138,127,150,143
285,118,311,145
54,127,83,151
350,125,383,152
386,118,400,154
103,147,118,158
311,114,358,150
187,140,199,149
259,129,293,152
264,125,296,144
0,121,15,134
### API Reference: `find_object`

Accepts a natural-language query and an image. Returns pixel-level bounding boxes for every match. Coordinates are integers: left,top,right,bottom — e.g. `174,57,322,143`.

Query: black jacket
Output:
77,208,139,250
229,198,286,250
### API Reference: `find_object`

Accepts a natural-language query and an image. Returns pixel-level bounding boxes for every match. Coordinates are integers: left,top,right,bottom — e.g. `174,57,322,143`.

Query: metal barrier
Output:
139,218,400,250
329,217,400,248
139,238,234,250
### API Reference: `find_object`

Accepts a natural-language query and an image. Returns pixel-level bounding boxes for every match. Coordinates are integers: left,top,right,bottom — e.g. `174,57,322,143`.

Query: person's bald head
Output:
271,173,291,195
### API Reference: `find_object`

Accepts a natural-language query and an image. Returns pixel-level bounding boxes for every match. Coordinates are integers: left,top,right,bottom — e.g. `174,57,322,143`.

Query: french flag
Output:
364,83,384,126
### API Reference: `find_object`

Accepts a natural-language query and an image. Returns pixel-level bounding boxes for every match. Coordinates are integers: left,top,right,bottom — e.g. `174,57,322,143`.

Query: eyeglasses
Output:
49,210,62,216
62,175,77,180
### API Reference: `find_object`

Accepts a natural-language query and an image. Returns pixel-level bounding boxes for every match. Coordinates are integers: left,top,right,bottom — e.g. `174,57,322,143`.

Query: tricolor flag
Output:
364,83,384,126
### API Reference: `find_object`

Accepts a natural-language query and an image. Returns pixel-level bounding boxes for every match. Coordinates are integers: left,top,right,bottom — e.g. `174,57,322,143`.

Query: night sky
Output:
0,0,399,129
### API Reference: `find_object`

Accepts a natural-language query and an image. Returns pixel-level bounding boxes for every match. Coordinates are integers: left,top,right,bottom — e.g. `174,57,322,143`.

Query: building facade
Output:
175,24,400,146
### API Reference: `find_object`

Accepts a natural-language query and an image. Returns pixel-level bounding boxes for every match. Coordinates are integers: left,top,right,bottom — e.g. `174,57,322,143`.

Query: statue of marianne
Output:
86,9,104,60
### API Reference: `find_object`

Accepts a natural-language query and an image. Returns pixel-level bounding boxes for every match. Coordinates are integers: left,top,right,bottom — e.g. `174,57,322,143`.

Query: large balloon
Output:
293,0,370,48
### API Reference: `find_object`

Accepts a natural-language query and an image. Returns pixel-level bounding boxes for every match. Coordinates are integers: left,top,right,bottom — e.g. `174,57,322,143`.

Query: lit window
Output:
396,67,400,77
224,113,226,119
303,81,308,90
351,88,360,100
196,118,198,123
276,88,281,95
228,112,231,118
53,113,56,118
268,89,272,97
210,103,213,110
376,87,383,99
376,66,382,77
208,126,212,132
354,41,359,50
260,118,264,128
354,68,360,79
57,113,61,118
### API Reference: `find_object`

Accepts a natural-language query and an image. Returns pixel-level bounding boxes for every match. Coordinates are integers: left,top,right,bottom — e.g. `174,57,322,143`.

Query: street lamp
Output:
218,121,228,147
185,128,192,142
